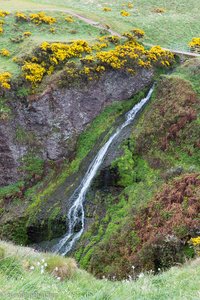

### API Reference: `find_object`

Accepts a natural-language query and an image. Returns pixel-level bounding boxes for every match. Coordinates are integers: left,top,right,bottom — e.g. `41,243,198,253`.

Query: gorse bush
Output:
0,72,12,90
121,10,130,17
22,62,46,87
0,48,10,57
65,15,75,23
15,12,28,22
29,12,56,25
0,10,10,17
189,236,200,256
189,37,200,52
15,11,56,24
20,37,174,88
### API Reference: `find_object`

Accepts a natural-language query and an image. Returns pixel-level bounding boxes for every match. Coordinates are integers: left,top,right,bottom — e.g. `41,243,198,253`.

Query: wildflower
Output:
30,266,35,270
138,272,144,278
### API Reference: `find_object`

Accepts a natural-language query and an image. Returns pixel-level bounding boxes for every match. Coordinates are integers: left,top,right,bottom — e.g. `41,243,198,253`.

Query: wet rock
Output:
0,69,153,186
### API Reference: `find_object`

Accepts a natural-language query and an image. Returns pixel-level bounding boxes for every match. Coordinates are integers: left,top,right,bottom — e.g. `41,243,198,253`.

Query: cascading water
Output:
53,86,154,255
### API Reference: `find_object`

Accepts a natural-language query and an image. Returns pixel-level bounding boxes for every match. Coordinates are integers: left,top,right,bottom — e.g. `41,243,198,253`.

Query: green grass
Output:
0,240,200,300
0,11,101,75
0,0,199,51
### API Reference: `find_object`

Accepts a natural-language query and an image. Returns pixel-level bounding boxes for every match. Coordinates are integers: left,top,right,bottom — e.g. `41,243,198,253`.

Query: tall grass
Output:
0,240,200,300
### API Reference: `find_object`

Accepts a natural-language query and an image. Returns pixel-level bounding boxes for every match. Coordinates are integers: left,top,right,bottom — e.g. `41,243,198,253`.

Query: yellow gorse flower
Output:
189,37,200,52
121,10,130,17
0,10,10,17
29,12,56,25
15,12,28,22
0,72,12,89
22,62,46,86
23,31,32,37
0,48,10,57
21,37,174,87
189,236,200,256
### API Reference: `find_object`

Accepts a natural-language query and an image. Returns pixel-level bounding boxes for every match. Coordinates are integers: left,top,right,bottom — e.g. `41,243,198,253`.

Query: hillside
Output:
0,0,199,50
0,240,200,300
0,0,199,299
73,58,200,278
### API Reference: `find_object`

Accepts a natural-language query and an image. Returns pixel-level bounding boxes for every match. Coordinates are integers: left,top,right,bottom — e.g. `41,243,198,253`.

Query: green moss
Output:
47,205,62,239
0,181,24,200
0,218,28,245
15,126,36,144
0,97,11,120
20,154,44,180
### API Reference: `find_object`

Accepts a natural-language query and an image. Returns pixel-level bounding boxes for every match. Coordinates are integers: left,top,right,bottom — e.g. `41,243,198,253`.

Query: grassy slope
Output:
0,240,200,300
75,58,200,277
0,11,100,75
0,0,199,50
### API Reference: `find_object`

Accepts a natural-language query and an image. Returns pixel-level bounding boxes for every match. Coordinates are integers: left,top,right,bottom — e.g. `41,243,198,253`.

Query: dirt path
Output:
28,7,200,57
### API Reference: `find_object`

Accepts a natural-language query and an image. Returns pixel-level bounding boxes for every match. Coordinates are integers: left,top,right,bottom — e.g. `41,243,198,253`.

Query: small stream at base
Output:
52,86,154,255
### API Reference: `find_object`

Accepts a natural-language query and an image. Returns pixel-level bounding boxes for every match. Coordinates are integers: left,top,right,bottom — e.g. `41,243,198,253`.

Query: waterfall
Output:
53,86,154,255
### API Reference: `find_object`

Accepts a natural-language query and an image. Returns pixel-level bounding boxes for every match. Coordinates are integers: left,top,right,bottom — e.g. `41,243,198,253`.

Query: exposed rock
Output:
0,69,153,186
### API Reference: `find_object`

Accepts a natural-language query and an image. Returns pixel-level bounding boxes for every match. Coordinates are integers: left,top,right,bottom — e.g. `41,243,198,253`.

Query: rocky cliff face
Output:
0,69,153,186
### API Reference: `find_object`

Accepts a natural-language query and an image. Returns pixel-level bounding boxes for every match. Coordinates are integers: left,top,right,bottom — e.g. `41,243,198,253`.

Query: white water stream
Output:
53,86,154,255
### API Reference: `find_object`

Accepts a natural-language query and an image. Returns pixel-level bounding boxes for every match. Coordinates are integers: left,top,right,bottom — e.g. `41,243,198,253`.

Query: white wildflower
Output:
138,272,144,278
30,266,35,270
